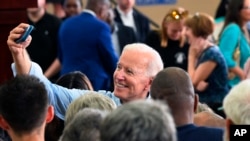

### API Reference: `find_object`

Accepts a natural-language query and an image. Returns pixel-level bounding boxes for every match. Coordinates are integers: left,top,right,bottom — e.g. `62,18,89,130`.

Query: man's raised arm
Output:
7,23,32,75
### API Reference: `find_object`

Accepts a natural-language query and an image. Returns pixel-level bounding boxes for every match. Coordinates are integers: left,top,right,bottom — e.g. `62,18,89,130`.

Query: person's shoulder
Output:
133,9,149,21
59,15,80,28
201,46,222,59
207,45,220,52
97,90,121,106
147,29,160,38
116,22,133,31
193,126,224,141
224,23,241,32
195,125,224,133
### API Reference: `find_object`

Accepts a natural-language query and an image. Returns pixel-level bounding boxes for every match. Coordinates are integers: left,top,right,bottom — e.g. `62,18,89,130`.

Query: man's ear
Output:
225,118,233,140
46,105,54,123
0,116,10,130
145,77,154,91
194,94,199,112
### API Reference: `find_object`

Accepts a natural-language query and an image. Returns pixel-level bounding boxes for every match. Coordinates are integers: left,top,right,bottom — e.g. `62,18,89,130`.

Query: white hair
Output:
223,79,250,124
122,43,164,77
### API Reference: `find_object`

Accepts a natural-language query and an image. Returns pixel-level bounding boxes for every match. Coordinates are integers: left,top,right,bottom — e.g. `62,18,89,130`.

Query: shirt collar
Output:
119,92,151,104
112,23,119,33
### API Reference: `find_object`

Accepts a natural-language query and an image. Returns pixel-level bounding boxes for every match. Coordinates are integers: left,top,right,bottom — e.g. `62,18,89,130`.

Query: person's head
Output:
223,79,250,124
46,71,93,141
0,75,54,137
223,79,250,141
63,0,83,18
113,43,163,103
27,0,46,15
65,92,116,125
60,108,107,141
56,71,93,90
184,12,214,44
161,7,188,47
116,0,135,13
100,99,177,141
222,0,250,31
86,0,110,21
105,9,115,30
150,67,198,126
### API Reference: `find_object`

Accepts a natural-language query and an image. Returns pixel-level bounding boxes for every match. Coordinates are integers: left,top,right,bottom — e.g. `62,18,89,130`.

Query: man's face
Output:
117,0,135,11
98,3,111,21
64,0,82,17
165,21,184,41
113,50,152,103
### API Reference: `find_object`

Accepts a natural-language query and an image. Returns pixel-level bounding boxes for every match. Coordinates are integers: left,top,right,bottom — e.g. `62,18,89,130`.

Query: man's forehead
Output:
119,51,148,65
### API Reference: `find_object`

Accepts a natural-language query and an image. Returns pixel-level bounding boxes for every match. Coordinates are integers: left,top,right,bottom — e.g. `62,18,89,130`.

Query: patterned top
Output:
196,46,230,104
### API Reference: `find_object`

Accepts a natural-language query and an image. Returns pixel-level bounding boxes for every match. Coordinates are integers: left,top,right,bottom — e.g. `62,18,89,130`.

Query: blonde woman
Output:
145,7,189,70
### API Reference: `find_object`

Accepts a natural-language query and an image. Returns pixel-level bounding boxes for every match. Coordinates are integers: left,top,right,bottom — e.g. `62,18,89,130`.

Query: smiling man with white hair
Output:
7,23,163,120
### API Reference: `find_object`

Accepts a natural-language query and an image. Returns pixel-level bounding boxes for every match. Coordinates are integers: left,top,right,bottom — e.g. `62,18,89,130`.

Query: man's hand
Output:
7,23,32,55
7,23,33,75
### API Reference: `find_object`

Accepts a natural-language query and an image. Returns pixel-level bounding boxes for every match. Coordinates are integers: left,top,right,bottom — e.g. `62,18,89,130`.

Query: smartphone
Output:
15,25,34,43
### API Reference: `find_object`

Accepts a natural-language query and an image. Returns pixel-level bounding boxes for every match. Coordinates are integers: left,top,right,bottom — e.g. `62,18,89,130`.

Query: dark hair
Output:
219,0,244,38
215,0,229,19
0,75,48,134
45,71,93,141
56,71,93,90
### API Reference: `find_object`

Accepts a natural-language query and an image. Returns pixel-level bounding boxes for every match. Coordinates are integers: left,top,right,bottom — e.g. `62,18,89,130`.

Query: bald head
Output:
85,0,110,21
151,67,194,100
150,67,197,126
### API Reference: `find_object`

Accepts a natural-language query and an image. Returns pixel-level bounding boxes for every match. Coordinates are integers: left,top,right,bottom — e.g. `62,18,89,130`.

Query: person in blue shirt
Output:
7,23,164,121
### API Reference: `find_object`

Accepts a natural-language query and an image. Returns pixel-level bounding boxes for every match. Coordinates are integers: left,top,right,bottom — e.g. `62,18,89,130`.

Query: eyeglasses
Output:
165,9,189,21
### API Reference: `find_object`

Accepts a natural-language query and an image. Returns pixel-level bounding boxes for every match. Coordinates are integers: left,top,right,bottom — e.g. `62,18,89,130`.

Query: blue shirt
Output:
196,46,229,104
12,62,121,120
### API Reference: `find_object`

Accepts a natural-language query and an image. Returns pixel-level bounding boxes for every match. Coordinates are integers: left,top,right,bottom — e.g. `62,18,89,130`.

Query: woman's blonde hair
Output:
160,7,188,48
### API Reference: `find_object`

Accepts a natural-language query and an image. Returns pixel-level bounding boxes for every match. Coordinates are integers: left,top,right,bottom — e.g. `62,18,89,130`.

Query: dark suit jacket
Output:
114,8,150,43
115,23,137,53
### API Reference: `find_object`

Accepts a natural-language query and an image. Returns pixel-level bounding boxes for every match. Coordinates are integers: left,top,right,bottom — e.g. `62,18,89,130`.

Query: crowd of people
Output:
1,0,250,141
